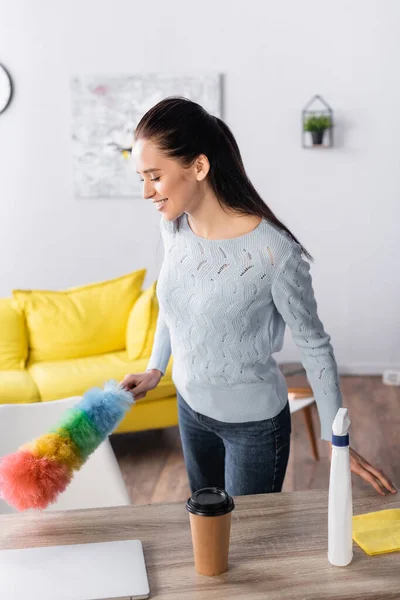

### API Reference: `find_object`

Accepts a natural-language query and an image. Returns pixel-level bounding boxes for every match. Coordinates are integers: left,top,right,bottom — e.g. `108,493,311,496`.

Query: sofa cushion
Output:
0,370,39,403
126,281,158,360
0,298,28,370
13,269,146,363
29,351,175,403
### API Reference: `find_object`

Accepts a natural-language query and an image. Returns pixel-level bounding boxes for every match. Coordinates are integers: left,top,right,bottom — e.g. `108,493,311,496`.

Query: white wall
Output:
1,0,399,373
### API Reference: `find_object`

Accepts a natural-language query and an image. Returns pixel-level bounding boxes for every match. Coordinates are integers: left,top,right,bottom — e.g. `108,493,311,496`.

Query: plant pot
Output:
311,130,325,145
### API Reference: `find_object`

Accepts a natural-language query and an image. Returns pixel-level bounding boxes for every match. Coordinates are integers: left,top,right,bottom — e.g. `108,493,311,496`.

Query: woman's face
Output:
132,138,205,221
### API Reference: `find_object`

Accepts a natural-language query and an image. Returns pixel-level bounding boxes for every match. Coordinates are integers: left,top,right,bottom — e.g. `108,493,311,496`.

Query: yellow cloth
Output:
126,280,158,360
352,509,400,555
13,269,146,363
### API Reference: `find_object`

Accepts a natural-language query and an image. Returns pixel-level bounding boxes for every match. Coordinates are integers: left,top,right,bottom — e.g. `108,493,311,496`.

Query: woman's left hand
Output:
329,444,397,496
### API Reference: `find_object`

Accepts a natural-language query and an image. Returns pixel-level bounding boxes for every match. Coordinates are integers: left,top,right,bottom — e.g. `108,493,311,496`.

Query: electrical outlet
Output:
383,370,400,386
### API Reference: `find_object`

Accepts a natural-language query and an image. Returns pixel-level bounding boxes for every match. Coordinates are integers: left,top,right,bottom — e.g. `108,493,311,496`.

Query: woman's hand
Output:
120,369,162,400
328,443,397,496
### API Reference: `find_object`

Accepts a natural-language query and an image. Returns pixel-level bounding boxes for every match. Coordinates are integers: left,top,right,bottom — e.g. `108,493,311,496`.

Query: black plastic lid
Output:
186,487,235,517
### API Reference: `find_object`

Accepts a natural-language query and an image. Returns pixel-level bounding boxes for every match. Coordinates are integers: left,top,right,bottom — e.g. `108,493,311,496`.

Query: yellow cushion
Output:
126,281,158,360
29,350,175,402
0,298,28,370
0,370,39,403
13,270,146,363
115,395,178,434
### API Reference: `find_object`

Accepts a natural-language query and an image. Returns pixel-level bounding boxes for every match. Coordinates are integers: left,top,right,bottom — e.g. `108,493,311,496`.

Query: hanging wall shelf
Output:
302,95,333,149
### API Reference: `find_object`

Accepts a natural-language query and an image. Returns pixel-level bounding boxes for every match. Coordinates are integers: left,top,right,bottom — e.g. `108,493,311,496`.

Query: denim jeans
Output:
177,392,291,497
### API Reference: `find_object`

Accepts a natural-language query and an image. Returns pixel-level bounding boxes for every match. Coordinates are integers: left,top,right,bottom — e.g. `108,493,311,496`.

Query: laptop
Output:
0,539,150,599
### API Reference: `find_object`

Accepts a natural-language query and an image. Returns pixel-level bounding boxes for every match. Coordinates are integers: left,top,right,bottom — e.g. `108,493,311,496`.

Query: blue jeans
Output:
177,392,291,497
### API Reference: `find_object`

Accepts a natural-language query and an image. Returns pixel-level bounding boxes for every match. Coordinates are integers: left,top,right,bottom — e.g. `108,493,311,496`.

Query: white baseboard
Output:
338,364,400,376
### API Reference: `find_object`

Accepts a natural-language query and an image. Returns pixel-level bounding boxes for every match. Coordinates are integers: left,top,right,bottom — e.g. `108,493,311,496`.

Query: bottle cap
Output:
332,408,351,435
332,408,351,446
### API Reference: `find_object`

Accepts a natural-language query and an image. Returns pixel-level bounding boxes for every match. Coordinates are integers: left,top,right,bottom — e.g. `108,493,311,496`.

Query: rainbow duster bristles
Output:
0,380,134,511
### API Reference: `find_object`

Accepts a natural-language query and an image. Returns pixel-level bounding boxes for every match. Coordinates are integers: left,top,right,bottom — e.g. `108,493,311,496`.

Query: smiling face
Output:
132,138,209,221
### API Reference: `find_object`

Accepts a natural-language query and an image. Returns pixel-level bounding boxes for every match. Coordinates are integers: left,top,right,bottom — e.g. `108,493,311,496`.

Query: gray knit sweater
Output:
147,214,342,441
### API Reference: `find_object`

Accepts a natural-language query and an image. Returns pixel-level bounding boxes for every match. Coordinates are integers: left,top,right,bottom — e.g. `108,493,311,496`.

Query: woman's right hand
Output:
120,369,162,400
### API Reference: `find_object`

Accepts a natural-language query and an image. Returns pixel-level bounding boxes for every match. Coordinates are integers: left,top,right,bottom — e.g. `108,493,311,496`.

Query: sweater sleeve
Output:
146,310,172,375
146,217,172,375
271,241,342,441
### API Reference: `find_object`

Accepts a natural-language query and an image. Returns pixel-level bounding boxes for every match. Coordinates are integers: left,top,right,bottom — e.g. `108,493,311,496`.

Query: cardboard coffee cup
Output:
186,487,235,576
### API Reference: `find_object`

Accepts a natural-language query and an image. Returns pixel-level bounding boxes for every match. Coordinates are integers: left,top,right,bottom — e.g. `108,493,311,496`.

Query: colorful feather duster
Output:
0,380,134,511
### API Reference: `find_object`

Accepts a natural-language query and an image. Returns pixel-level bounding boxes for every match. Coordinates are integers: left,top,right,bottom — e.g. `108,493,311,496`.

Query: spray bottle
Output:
328,407,353,566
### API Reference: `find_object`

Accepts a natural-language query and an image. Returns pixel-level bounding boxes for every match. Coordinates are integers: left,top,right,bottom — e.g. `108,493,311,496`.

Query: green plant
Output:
303,114,332,133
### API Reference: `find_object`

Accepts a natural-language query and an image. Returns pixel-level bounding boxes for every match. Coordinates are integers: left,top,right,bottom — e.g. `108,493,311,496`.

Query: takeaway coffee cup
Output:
186,487,235,576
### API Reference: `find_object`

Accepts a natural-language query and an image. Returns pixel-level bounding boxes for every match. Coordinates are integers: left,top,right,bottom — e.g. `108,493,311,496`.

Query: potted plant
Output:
303,114,332,146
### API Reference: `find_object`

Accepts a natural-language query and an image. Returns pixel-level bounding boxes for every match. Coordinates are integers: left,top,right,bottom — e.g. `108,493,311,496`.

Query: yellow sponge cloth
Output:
352,509,400,555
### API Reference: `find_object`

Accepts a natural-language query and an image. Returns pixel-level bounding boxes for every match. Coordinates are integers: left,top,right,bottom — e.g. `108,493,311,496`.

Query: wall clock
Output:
0,64,12,114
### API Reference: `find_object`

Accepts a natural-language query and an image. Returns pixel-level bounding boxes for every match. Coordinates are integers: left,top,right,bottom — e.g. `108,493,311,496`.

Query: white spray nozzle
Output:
332,408,351,436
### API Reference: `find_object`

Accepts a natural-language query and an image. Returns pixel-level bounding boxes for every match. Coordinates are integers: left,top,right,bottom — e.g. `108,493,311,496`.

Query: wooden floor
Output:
110,373,400,505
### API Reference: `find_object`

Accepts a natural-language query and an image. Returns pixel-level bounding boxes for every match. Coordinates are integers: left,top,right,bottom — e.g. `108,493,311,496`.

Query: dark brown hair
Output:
135,97,313,261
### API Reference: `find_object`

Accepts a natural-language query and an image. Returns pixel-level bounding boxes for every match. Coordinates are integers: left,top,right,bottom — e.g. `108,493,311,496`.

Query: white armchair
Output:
0,397,130,515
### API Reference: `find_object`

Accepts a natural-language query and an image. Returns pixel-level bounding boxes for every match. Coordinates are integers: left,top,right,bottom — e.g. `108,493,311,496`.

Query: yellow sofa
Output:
0,271,178,434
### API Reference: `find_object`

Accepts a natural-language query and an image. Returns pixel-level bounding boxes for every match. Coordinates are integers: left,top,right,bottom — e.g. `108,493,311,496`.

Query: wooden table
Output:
0,489,398,599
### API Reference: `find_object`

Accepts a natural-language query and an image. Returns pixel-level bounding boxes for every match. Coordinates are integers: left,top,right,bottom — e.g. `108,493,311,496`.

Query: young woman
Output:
122,97,396,498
